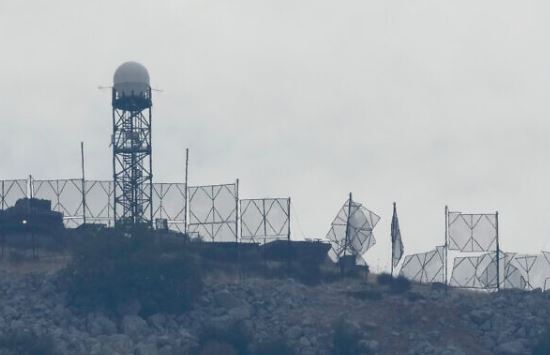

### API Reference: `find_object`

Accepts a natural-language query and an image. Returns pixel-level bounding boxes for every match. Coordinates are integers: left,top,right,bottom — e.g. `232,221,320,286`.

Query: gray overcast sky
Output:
2,0,550,271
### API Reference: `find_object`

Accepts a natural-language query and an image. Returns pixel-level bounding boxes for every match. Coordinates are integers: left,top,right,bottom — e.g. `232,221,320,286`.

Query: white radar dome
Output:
113,61,150,97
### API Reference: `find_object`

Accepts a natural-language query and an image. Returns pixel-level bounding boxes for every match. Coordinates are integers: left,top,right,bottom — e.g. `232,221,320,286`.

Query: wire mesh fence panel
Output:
240,198,290,244
326,199,380,262
399,246,445,284
447,212,497,252
450,252,525,289
151,183,186,232
84,180,114,226
511,252,550,290
0,180,28,209
33,179,83,227
188,183,237,242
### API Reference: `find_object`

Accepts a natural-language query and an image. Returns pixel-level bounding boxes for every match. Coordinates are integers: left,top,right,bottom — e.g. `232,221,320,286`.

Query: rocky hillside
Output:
0,263,547,355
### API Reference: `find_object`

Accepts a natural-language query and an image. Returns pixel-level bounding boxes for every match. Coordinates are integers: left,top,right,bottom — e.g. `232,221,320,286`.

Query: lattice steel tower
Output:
111,61,153,226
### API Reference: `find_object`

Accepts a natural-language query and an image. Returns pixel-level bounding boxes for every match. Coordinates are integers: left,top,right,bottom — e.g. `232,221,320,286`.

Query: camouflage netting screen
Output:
399,246,445,283
188,183,237,241
150,183,186,232
33,179,84,227
0,180,27,209
240,198,290,244
450,252,524,289
447,212,497,252
326,199,380,263
84,180,114,226
510,252,550,290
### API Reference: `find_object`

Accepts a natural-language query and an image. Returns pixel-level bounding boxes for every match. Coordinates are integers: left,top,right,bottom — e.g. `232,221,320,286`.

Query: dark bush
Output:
390,275,411,294
0,330,56,355
198,321,251,355
331,319,362,355
533,329,550,355
198,341,239,355
348,289,383,301
8,250,28,264
376,273,393,286
254,338,295,355
63,227,202,316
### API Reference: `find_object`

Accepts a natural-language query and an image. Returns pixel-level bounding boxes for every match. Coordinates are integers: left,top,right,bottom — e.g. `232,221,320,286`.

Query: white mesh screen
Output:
33,179,83,227
399,246,445,283
448,212,497,252
240,198,290,244
325,199,380,262
0,180,27,209
84,180,114,226
188,183,237,242
151,183,186,232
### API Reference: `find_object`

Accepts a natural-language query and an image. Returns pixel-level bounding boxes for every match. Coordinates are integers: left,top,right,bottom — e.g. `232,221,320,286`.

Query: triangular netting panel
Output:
448,212,497,252
0,180,27,210
188,183,237,242
33,179,84,227
240,198,290,244
150,183,186,232
84,180,114,226
399,247,445,284
325,199,380,262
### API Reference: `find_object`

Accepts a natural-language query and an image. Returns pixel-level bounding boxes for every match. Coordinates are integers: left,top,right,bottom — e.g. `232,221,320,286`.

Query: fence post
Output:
81,142,87,225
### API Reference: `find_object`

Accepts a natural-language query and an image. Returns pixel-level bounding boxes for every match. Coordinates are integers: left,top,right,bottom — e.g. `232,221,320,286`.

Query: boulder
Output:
121,315,149,339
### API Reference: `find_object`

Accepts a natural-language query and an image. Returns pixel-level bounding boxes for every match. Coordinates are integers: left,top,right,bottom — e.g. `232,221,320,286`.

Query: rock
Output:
227,305,252,321
97,334,134,354
494,340,527,355
469,309,493,325
147,314,166,331
286,325,303,340
87,313,117,336
135,342,158,355
117,299,142,317
213,289,242,309
121,315,149,339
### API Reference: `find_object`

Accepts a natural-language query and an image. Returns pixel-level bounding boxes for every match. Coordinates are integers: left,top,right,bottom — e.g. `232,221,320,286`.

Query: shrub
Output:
8,250,28,264
254,338,295,355
331,319,362,355
390,276,411,294
199,341,239,355
63,228,202,316
376,273,393,286
533,329,550,355
0,330,56,355
198,321,251,355
346,289,383,301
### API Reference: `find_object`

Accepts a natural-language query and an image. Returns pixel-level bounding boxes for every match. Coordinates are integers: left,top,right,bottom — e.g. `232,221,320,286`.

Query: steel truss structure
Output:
187,182,238,242
325,195,380,263
240,198,290,244
111,86,153,226
399,246,445,284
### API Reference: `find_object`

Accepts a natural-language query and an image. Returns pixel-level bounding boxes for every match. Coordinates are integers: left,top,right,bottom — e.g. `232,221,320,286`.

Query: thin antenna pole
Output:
344,192,353,258
444,205,449,290
235,179,239,242
184,148,189,236
262,199,267,244
496,211,500,291
287,198,291,242
81,142,87,225
391,202,396,277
